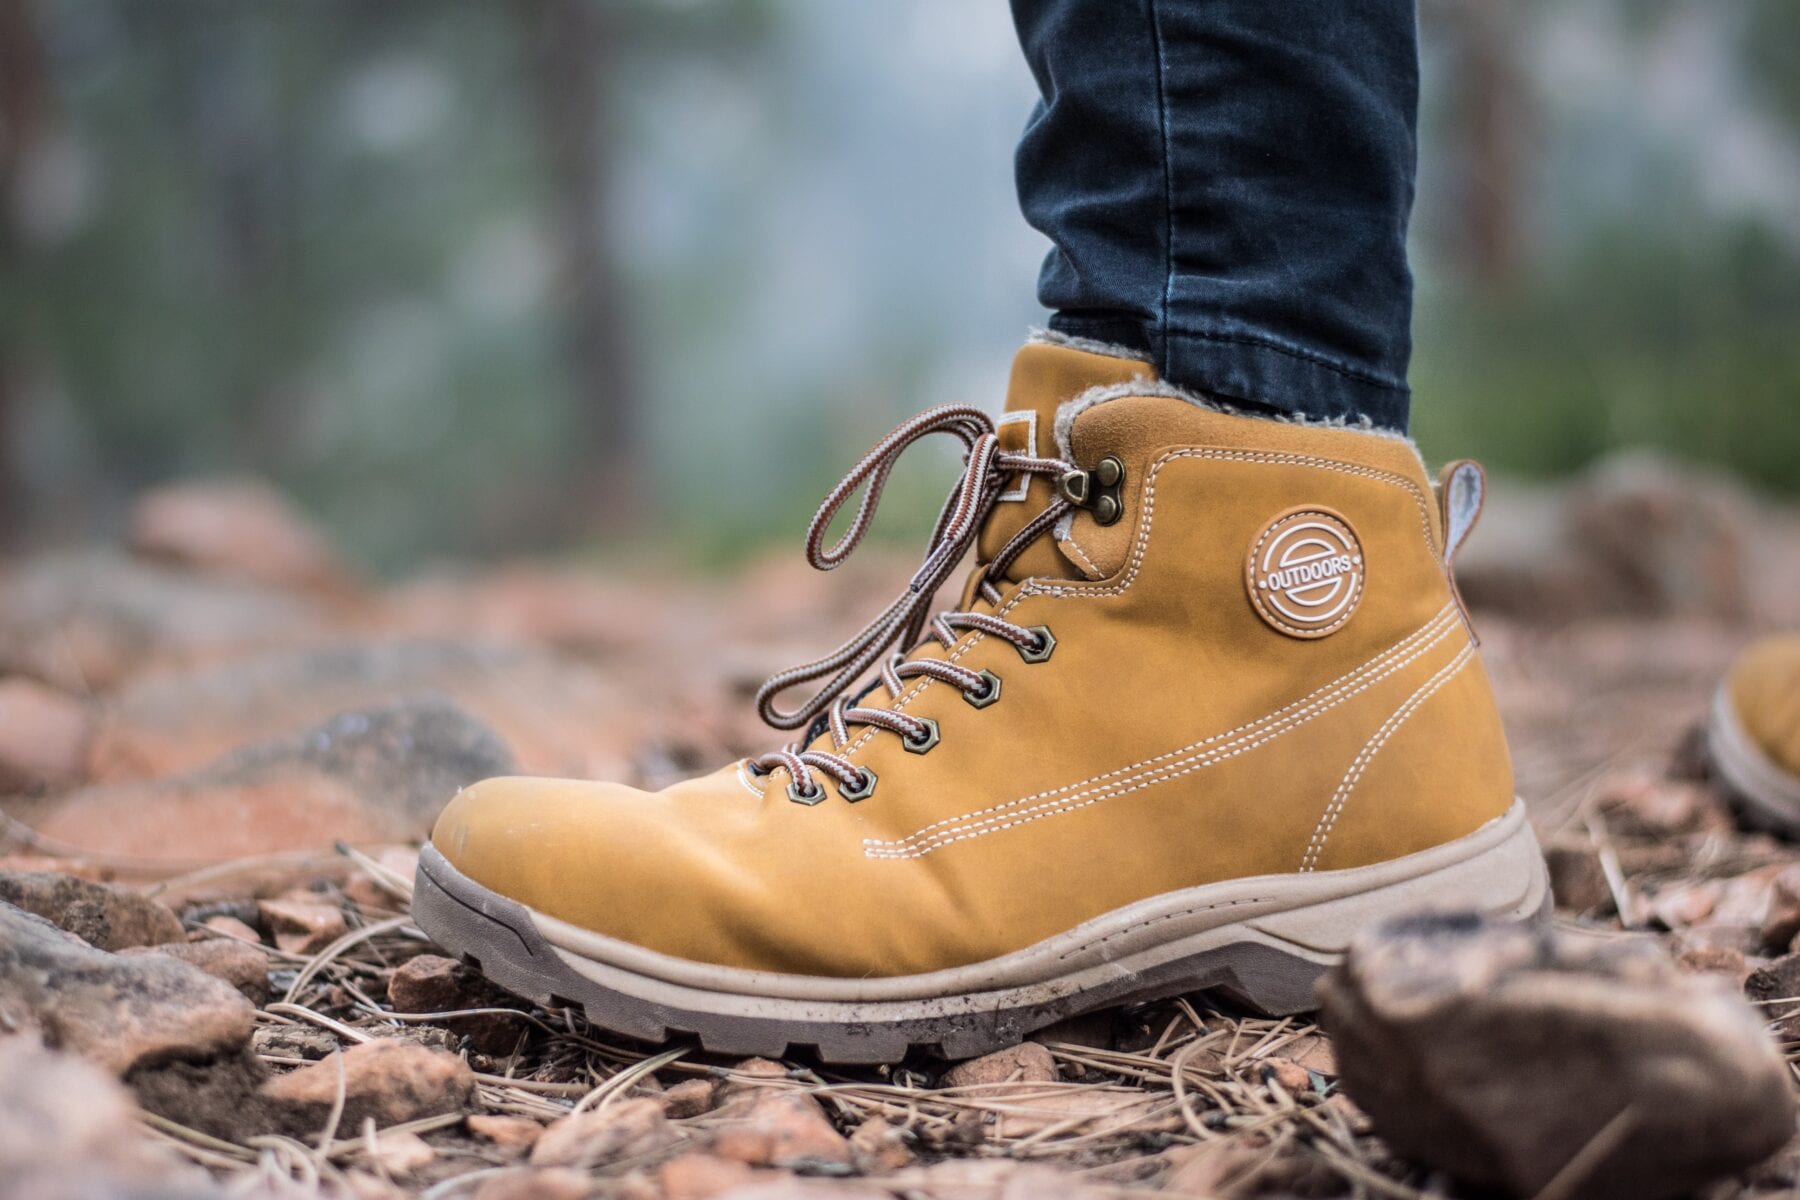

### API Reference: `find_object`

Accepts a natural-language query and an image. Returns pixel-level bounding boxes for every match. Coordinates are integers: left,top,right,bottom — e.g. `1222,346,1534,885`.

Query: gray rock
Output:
1454,452,1794,623
0,550,328,693
11,695,514,860
0,900,256,1076
0,1038,218,1200
1319,912,1796,1200
0,871,184,950
91,637,618,781
119,939,271,1005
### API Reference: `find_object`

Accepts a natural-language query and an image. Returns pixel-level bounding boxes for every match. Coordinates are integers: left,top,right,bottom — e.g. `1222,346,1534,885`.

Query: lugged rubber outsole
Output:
411,799,1549,1064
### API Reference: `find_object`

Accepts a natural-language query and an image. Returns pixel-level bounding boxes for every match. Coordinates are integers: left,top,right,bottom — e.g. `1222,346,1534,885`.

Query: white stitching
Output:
788,445,1436,775
1058,534,1103,578
861,606,1455,851
1245,508,1365,638
864,610,1467,859
832,593,1025,761
1022,447,1438,605
1053,896,1275,962
734,760,764,799
1298,645,1475,872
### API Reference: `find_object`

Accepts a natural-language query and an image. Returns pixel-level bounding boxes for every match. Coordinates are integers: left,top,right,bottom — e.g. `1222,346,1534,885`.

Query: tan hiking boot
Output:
413,337,1549,1063
1709,635,1800,833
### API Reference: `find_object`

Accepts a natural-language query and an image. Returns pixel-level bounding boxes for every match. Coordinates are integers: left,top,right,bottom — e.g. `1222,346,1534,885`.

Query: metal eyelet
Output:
1060,456,1125,526
1017,626,1055,664
903,718,941,755
786,779,826,806
963,669,1002,708
839,768,877,802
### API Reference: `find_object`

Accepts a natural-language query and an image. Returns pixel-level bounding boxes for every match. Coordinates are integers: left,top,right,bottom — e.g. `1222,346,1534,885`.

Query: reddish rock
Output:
712,1091,852,1171
0,678,91,792
0,855,113,880
203,914,264,944
691,1180,887,1200
940,1042,1058,1090
1162,1139,1279,1197
387,953,526,1054
659,1077,719,1119
713,1058,793,1110
0,870,183,950
128,478,354,594
530,1098,676,1169
1278,1033,1338,1077
848,1117,913,1174
656,1152,768,1200
0,551,331,693
258,896,347,954
1597,771,1731,838
342,1171,410,1200
358,1129,435,1177
1261,1057,1312,1093
1644,879,1722,931
1543,836,1611,915
992,1090,1166,1140
86,638,624,784
0,901,256,1075
730,1057,791,1080
1710,866,1786,933
18,696,513,861
1673,940,1751,987
1761,864,1800,953
260,1040,475,1129
120,938,270,1004
884,1161,1110,1200
467,1114,545,1151
344,846,417,914
473,1168,592,1200
380,564,693,658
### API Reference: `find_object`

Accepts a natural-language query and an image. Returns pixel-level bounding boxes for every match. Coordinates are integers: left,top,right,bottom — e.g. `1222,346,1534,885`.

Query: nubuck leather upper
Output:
413,338,1549,1063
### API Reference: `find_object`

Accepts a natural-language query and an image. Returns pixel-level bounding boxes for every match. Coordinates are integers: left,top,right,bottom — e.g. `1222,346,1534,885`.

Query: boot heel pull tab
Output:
1437,458,1486,644
1439,459,1486,565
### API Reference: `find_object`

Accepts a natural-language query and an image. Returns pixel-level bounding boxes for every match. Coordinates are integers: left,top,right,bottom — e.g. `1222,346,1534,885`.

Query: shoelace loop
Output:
750,404,1076,798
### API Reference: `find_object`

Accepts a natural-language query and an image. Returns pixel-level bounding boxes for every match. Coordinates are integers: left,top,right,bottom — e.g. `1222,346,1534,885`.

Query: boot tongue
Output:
975,340,1156,582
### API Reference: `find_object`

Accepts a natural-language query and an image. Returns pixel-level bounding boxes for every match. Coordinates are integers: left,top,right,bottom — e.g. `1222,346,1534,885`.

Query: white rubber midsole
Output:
528,799,1546,1020
1709,686,1800,831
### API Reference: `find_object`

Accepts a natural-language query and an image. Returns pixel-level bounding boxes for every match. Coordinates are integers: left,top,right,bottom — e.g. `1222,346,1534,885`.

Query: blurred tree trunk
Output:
0,0,50,541
1429,0,1530,293
519,0,640,536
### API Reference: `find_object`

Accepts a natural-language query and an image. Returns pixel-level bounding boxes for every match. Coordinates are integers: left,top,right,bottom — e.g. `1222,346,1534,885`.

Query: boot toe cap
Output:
429,774,646,924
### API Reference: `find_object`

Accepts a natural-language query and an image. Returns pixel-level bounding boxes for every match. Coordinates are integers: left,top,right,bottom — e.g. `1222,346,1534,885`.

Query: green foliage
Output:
1413,222,1800,493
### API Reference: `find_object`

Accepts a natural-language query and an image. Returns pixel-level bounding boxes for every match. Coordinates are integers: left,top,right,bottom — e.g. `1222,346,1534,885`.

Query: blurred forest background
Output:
0,0,1795,572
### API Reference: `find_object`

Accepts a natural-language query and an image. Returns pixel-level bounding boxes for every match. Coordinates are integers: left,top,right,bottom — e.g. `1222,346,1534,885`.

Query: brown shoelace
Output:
750,403,1076,801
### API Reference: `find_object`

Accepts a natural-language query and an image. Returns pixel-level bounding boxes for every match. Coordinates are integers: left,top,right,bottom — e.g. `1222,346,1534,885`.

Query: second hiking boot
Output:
1709,634,1800,834
413,338,1550,1063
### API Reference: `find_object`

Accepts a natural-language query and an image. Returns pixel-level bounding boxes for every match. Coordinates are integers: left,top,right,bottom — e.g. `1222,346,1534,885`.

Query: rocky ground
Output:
2,457,1799,1200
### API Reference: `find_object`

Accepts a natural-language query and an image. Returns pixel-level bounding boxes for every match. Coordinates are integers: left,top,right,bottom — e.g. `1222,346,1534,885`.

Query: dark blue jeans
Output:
1011,0,1418,431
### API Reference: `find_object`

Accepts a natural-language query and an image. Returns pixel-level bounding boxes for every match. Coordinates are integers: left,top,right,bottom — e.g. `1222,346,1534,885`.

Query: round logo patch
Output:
1246,507,1366,639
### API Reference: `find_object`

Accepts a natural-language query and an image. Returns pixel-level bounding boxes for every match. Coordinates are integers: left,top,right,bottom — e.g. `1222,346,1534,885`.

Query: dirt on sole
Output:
411,799,1550,1063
